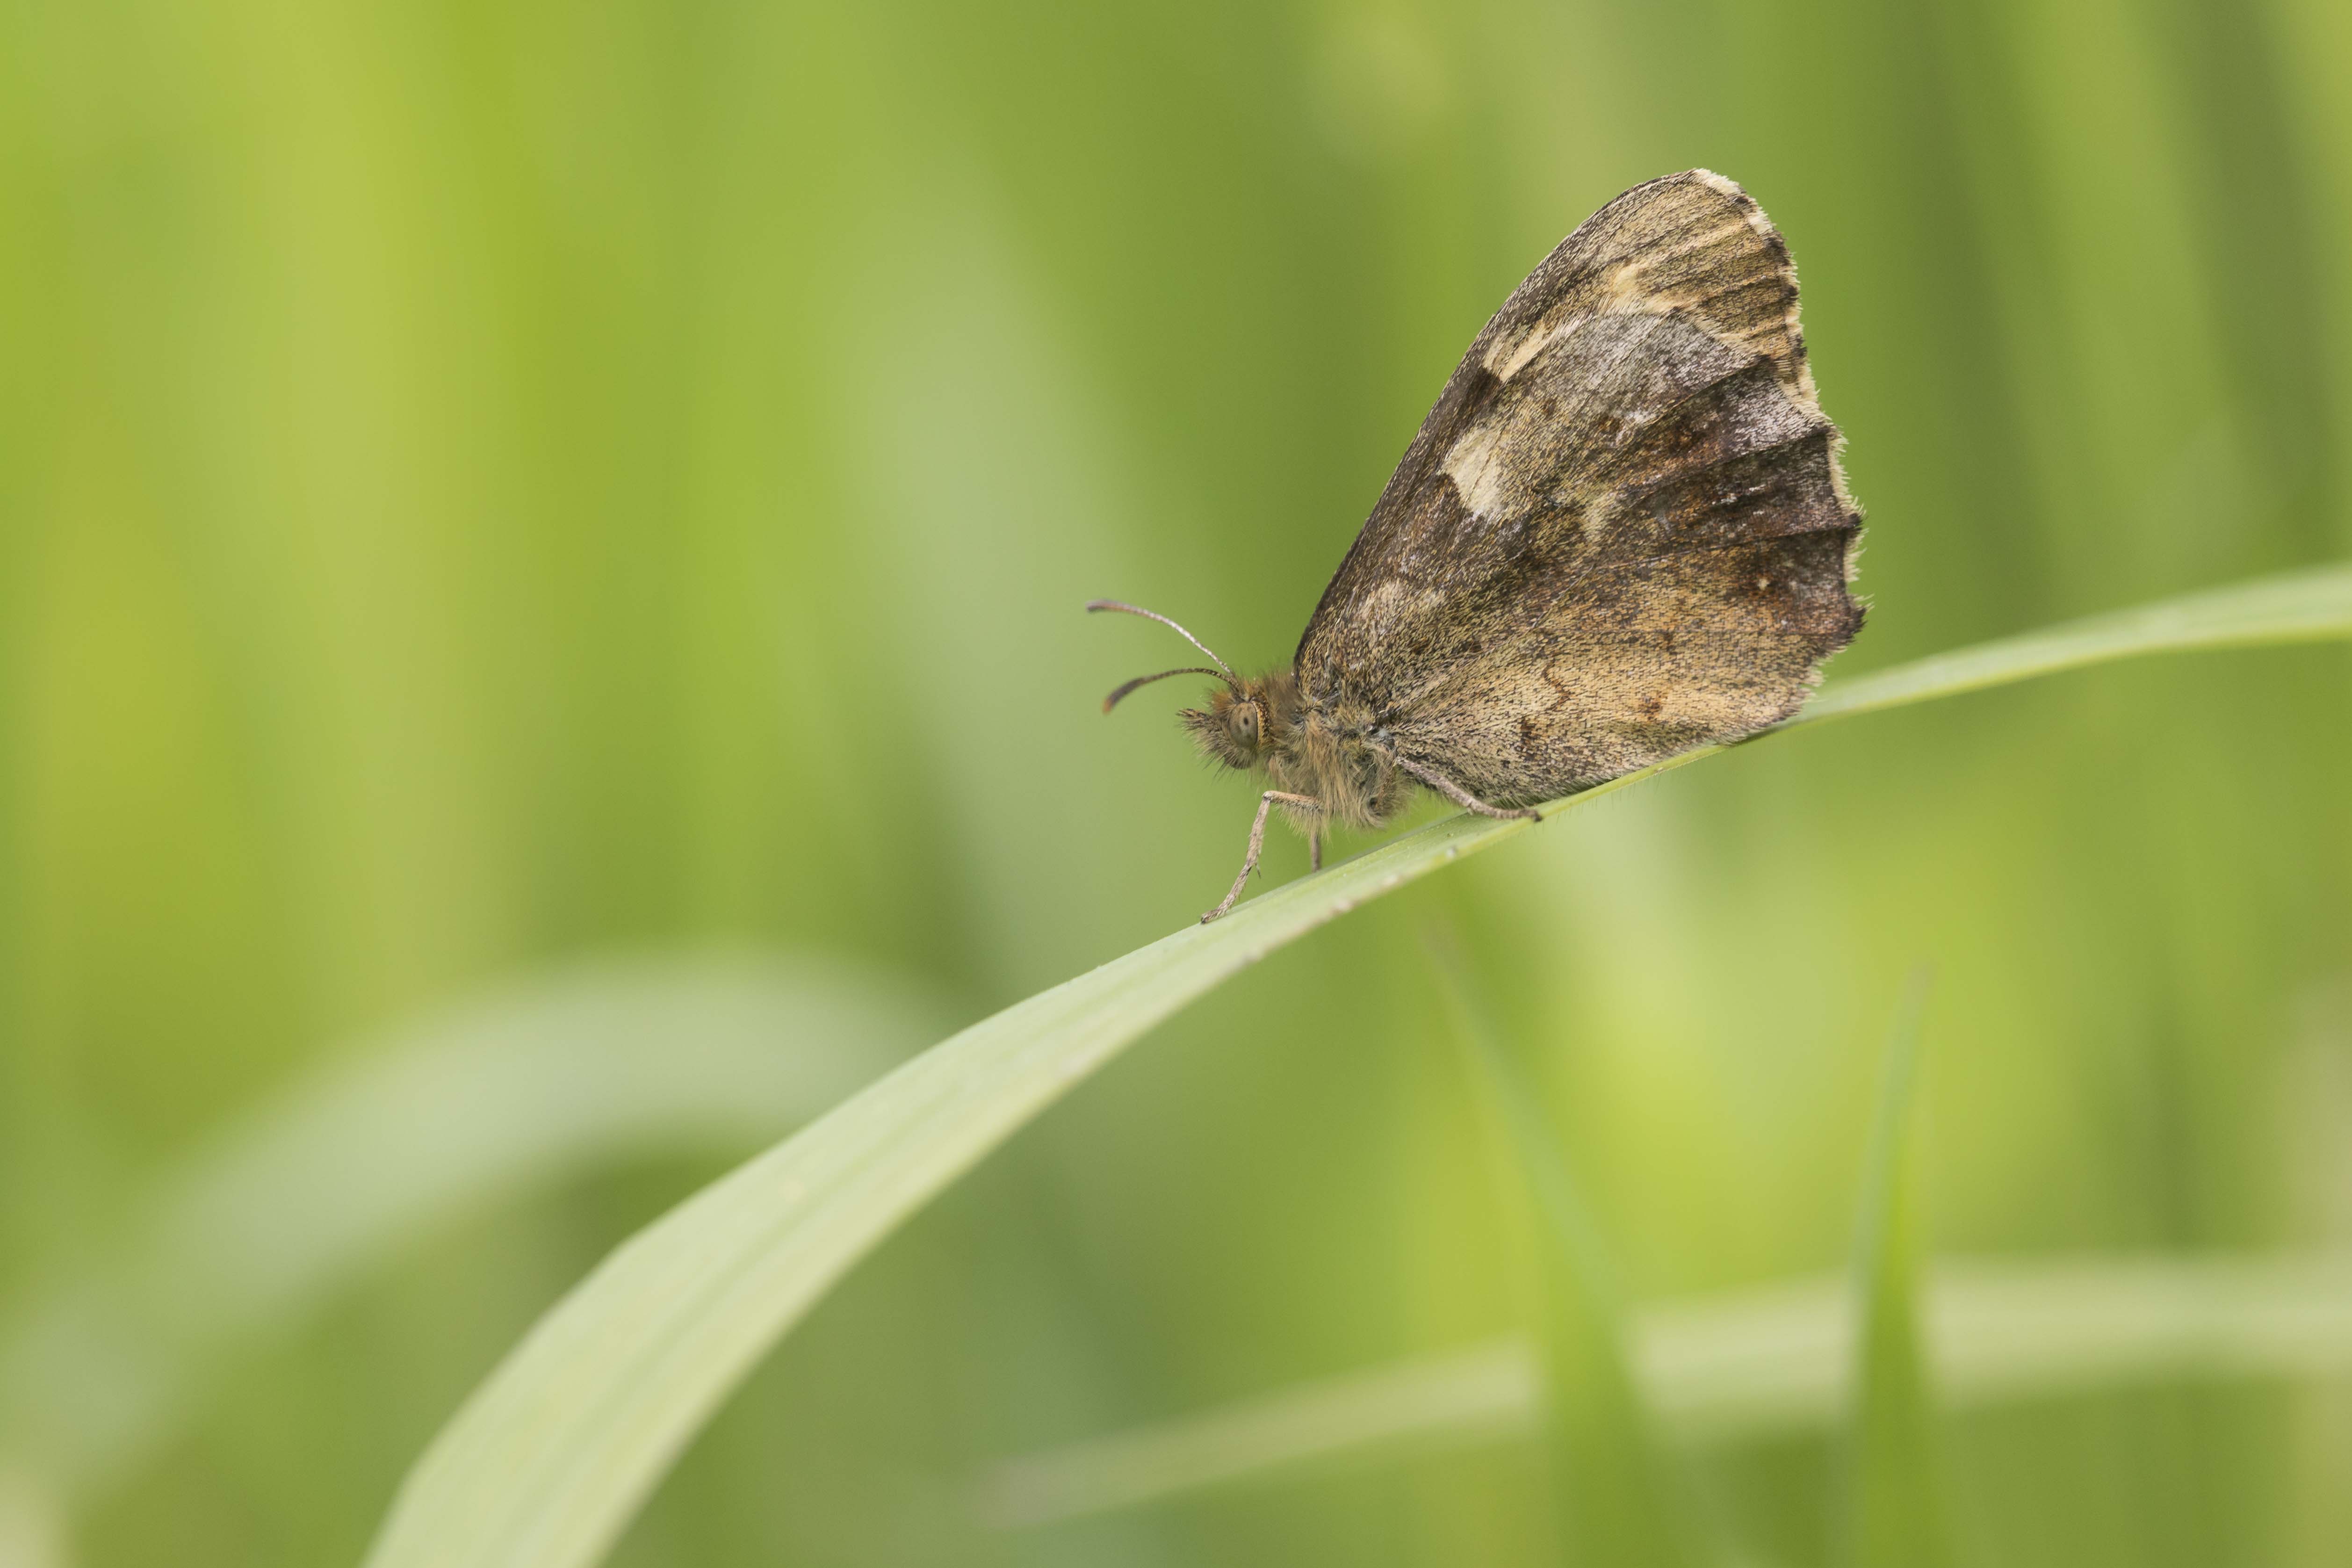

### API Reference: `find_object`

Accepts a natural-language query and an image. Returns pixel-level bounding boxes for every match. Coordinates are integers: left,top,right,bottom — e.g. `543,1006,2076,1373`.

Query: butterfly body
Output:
1183,675,1407,835
1097,170,1863,921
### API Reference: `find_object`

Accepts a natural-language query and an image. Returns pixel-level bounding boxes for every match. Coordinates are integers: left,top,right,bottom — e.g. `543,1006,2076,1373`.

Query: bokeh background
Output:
6,0,2352,1564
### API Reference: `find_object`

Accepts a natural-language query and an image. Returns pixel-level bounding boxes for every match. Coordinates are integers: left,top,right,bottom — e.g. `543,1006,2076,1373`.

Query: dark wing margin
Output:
1296,169,1863,801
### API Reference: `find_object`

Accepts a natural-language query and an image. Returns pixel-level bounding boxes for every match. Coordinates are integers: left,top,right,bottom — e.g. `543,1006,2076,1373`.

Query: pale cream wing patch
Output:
1477,169,1814,405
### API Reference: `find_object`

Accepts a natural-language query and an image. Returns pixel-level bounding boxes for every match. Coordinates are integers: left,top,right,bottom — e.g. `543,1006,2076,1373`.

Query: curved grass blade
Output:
981,1341,1544,1527
361,811,1525,1568
1839,970,1951,1568
1432,938,1703,1567
363,562,2352,1568
1801,561,2352,725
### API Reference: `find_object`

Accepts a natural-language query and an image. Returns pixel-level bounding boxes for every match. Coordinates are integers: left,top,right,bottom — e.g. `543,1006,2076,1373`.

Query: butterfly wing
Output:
1296,170,1863,804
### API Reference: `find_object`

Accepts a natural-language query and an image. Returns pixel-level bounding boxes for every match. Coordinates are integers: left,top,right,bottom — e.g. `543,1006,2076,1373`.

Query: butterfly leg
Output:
1309,826,1323,872
1383,752,1541,822
1203,791,1323,923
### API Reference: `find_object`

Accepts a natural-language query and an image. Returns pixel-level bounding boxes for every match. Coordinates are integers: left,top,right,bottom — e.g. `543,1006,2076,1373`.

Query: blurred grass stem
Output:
1431,934,1704,1567
1838,969,1951,1568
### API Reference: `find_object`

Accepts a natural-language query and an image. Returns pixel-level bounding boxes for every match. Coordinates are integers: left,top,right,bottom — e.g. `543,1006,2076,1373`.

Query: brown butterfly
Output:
1095,171,1863,922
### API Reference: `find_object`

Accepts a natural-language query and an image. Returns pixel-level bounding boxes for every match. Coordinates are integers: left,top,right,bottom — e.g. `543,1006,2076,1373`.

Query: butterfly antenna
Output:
1098,666,1231,715
1085,600,1242,698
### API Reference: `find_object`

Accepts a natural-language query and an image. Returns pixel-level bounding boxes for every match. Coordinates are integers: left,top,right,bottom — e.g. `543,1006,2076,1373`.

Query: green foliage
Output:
366,571,2352,1568
8,2,2352,1565
361,810,1517,1568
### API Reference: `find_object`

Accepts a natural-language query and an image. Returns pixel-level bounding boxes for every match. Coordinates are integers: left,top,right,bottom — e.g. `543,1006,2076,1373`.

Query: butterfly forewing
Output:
1296,169,1862,803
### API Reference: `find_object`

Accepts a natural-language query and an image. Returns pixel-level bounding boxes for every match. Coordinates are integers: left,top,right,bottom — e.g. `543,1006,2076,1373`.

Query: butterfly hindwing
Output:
1295,170,1862,802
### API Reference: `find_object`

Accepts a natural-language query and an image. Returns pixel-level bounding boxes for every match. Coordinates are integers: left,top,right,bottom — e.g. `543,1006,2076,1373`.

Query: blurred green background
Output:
6,0,2352,1564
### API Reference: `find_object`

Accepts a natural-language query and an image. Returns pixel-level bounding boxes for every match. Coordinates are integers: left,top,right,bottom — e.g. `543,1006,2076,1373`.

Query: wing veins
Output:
1377,517,1854,718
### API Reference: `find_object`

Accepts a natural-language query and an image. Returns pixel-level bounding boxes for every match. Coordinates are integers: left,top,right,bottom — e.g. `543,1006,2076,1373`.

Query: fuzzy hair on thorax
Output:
1182,669,1408,834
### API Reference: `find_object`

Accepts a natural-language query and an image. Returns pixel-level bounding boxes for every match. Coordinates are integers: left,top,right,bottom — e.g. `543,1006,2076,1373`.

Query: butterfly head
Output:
1181,679,1288,771
1087,598,1299,773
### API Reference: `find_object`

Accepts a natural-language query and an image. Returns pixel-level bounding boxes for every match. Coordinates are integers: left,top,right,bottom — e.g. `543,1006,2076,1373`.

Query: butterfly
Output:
1094,170,1863,921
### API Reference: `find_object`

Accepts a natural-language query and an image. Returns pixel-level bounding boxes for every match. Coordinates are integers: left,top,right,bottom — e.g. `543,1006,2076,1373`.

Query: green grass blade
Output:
984,1251,2352,1524
1801,562,2352,725
982,1342,1544,1526
1840,970,1951,1568
360,812,1527,1568
1432,941,1699,1567
363,563,2352,1568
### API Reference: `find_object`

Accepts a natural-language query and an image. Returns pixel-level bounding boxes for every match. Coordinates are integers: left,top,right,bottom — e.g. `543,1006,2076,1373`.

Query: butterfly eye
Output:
1232,704,1261,746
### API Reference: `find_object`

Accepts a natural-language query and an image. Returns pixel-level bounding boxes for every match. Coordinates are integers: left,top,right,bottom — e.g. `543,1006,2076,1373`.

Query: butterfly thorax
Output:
1183,671,1408,833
